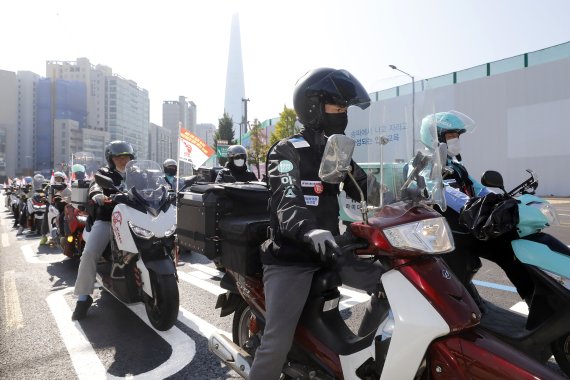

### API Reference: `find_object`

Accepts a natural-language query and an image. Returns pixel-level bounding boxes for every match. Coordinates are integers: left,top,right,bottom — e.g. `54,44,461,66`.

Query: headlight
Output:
164,224,177,238
529,203,560,226
383,217,454,254
128,221,154,239
77,215,88,223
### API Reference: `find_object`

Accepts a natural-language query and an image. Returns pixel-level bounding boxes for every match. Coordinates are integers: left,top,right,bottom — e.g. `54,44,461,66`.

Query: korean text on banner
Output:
179,128,215,168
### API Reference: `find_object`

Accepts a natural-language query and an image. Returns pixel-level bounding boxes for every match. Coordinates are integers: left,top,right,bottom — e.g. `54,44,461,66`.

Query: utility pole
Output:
240,98,250,145
389,65,416,153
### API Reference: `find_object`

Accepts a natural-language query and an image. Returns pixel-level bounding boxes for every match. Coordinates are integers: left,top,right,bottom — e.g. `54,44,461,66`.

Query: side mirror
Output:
179,175,198,191
318,134,355,184
481,170,505,191
95,173,117,190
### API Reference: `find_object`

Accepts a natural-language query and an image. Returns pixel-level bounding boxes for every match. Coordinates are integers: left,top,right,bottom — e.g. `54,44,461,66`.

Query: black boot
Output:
71,296,93,320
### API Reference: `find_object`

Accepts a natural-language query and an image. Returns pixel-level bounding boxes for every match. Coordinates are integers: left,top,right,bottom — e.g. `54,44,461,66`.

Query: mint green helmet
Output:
420,110,475,149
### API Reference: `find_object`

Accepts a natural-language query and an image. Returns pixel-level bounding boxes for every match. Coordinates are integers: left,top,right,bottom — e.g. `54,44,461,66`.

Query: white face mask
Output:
233,159,245,167
446,137,461,156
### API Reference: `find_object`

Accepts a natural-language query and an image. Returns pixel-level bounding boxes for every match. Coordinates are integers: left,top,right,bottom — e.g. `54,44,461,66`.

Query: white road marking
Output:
47,288,107,379
178,271,226,296
116,303,195,380
509,301,529,316
47,287,196,380
3,270,24,330
0,218,5,226
178,267,371,310
187,263,224,278
179,306,231,339
21,244,69,264
1,233,9,247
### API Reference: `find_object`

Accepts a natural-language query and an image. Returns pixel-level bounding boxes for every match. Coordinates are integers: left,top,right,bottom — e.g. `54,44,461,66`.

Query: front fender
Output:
145,258,176,275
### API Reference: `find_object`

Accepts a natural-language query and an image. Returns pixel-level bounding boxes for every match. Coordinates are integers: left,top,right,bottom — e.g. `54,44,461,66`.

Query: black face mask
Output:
321,112,348,136
164,167,177,176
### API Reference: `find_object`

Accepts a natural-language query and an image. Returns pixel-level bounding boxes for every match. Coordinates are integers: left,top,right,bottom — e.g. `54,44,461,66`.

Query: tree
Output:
270,106,299,145
247,119,270,178
214,112,236,166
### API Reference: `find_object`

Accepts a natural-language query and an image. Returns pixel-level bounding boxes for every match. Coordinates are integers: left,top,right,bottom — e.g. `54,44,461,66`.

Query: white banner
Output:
179,128,215,168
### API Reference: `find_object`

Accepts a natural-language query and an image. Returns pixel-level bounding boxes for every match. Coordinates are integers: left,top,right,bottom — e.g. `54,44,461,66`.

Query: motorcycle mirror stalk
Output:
95,173,120,192
318,134,370,224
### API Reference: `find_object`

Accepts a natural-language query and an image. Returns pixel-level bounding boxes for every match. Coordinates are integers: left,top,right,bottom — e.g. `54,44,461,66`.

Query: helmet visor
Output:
109,142,134,157
306,69,371,110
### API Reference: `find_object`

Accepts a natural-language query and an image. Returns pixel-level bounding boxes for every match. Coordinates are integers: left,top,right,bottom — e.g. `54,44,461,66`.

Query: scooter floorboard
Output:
479,300,527,336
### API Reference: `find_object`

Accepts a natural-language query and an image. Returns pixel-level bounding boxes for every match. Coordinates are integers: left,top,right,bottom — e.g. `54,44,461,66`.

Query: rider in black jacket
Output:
249,68,380,380
215,145,258,183
72,140,134,320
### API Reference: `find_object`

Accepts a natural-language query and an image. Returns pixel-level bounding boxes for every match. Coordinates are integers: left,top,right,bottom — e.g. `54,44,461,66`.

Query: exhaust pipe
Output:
208,332,252,379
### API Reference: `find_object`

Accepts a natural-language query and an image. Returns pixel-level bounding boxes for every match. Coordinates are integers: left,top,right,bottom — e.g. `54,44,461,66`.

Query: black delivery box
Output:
177,182,270,274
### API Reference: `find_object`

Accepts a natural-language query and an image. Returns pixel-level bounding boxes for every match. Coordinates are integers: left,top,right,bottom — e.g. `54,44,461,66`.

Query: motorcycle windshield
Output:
343,78,446,221
124,160,168,213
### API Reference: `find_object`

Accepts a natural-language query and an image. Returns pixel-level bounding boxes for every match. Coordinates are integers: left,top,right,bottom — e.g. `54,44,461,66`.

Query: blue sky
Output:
3,0,570,126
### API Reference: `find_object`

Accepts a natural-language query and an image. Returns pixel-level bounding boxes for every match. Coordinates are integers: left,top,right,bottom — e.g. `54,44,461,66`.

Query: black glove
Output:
303,229,340,263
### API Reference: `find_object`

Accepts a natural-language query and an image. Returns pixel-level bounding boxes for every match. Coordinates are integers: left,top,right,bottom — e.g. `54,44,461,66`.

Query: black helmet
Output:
227,145,247,168
105,140,135,168
227,145,247,159
293,68,371,127
163,158,177,176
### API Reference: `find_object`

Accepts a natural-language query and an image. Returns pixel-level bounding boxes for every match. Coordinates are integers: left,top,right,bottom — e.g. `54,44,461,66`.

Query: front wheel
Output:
144,272,179,331
552,333,570,377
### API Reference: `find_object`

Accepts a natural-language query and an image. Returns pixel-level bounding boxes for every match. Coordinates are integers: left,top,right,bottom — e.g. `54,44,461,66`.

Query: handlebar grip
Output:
324,240,345,267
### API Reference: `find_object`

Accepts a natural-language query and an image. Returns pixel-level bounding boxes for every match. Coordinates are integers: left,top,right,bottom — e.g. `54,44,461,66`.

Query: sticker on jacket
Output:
304,195,319,206
301,180,321,187
289,137,310,149
278,160,294,173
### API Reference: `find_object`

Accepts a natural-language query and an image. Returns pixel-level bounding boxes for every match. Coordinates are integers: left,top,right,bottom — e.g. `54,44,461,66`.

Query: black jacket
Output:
263,129,369,266
215,163,258,183
89,166,124,221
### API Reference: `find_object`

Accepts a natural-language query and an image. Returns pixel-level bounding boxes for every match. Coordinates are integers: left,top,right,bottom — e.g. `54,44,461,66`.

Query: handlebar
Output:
508,170,538,197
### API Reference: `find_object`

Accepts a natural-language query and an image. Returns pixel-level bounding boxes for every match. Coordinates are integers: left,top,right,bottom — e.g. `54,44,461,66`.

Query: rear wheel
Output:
232,299,264,358
144,272,179,331
552,333,570,377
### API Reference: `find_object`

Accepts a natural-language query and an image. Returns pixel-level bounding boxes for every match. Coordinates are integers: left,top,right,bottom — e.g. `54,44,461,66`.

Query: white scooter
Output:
94,160,180,331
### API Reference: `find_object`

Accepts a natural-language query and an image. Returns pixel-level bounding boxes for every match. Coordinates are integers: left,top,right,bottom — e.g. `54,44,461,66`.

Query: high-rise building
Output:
16,71,40,176
149,123,172,164
47,58,108,131
0,70,17,180
47,58,149,160
106,75,150,159
35,78,88,171
163,96,195,159
195,123,216,147
224,13,246,137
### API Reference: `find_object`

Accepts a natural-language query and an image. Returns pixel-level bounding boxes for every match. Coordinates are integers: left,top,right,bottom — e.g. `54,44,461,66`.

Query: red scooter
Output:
61,203,88,258
204,131,562,379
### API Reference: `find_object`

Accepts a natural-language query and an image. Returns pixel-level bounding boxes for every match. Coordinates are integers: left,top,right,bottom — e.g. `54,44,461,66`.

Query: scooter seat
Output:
309,269,342,296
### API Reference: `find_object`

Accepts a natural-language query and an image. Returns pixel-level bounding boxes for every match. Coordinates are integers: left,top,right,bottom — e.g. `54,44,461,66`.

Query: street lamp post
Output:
389,65,416,153
241,98,250,145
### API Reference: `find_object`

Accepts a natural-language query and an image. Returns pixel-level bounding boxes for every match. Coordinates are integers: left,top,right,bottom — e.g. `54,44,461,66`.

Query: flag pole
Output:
176,121,182,195
174,121,183,266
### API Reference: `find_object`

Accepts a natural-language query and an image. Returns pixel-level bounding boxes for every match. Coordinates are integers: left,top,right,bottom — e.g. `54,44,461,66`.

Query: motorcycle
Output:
94,160,179,331
203,105,561,379
451,169,570,376
61,203,88,257
26,192,47,235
